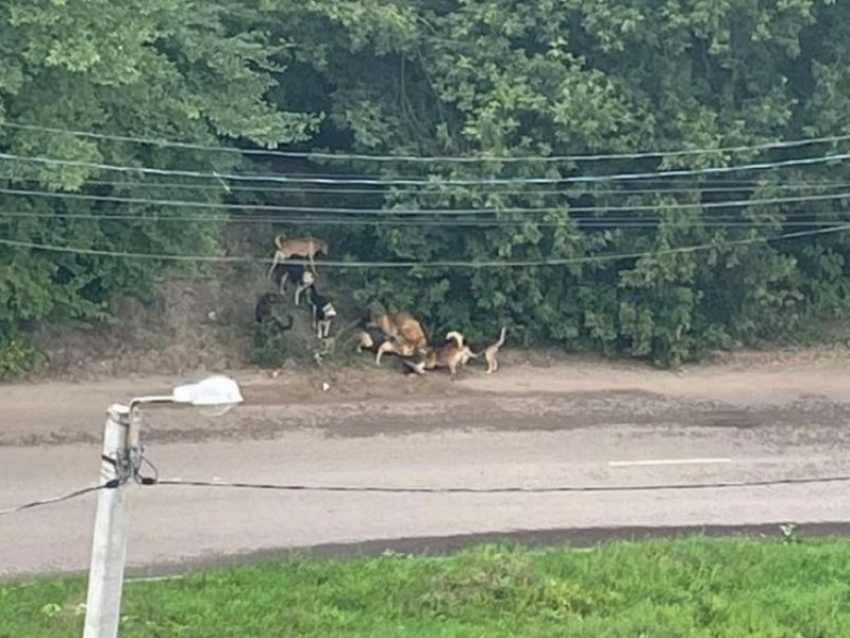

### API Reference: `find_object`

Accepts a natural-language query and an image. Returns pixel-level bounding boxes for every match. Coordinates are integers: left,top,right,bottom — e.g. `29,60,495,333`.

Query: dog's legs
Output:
295,284,305,306
267,251,282,279
278,272,289,295
376,341,397,366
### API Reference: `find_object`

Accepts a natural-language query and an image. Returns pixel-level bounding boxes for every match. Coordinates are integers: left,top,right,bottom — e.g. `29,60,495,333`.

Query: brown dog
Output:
406,331,470,376
372,311,427,353
267,236,329,276
467,327,507,373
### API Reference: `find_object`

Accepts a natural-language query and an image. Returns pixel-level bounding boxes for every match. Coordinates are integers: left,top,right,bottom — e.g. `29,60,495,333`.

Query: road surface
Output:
2,356,850,578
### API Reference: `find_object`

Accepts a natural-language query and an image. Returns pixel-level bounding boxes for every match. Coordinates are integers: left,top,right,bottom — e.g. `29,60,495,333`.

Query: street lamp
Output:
82,375,243,638
129,375,244,418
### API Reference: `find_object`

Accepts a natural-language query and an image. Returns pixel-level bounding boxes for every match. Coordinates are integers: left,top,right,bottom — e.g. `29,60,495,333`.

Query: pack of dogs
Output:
263,236,338,340
256,235,507,376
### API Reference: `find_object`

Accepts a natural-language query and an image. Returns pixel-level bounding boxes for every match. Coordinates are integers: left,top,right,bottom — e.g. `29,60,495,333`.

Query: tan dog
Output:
466,327,507,373
267,236,329,276
372,311,427,352
406,331,471,376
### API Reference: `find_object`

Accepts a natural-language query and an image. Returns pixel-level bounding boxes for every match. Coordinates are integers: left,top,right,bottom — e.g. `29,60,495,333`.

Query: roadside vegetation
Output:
3,537,850,637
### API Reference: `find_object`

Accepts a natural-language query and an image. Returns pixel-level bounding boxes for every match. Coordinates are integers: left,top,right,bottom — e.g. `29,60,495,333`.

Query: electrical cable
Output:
1,150,849,186
2,186,850,217
6,177,850,195
3,120,850,164
2,210,849,229
2,223,848,268
148,473,850,494
0,484,112,517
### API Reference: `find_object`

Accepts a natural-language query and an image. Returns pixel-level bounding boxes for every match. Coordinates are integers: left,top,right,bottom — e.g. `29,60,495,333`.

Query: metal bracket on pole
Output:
82,404,137,638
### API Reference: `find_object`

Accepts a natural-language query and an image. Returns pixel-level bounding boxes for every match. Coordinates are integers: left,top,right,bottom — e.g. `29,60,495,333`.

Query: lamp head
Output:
171,375,243,407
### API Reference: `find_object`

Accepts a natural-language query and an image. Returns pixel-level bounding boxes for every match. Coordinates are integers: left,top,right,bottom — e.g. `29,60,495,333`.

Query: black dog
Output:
254,293,294,331
269,261,315,304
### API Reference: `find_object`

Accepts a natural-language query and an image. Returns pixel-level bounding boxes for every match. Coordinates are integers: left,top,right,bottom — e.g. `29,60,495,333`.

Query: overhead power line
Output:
2,186,850,217
3,209,847,228
151,473,850,493
1,150,848,187
4,472,849,519
2,120,849,164
7,177,850,196
0,484,109,517
2,223,848,268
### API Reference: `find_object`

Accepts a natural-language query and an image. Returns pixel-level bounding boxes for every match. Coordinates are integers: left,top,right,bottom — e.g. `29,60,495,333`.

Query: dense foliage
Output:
2,0,850,367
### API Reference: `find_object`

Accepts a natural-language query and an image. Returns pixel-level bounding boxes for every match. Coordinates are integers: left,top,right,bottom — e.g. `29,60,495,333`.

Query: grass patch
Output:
3,537,850,637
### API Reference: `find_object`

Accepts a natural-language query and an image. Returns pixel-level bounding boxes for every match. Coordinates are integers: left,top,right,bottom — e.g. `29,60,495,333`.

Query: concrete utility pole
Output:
82,404,137,638
80,376,242,638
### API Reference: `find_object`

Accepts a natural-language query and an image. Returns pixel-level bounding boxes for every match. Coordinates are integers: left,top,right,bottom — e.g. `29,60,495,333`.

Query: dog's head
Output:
302,270,316,286
322,302,338,319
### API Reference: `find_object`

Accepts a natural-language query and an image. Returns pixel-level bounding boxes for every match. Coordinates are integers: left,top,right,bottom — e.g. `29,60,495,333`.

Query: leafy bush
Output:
251,320,290,368
0,339,39,379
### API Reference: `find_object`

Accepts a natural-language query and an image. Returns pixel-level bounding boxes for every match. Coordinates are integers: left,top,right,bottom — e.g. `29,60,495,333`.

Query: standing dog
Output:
466,327,507,373
306,286,337,339
267,236,329,276
269,262,316,305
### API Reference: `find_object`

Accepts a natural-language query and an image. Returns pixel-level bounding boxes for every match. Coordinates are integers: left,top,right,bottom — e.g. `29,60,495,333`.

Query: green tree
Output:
0,0,316,369
261,0,850,365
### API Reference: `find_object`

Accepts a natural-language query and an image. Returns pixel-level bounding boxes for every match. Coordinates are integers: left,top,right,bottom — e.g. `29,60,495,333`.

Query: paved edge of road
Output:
120,522,850,579
6,521,845,582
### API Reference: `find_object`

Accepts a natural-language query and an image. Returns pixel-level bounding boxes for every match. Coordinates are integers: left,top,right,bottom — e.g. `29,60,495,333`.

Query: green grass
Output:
3,537,850,637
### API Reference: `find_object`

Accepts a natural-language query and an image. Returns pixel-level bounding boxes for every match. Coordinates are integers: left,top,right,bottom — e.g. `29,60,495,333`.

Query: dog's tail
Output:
468,327,506,356
445,330,465,347
493,327,507,349
274,234,287,251
275,314,294,331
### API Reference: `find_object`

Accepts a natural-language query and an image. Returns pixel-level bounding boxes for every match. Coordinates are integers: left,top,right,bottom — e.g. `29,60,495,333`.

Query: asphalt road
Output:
2,369,850,578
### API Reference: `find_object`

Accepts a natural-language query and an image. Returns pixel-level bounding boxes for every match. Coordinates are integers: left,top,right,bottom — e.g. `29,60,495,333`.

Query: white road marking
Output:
609,458,733,468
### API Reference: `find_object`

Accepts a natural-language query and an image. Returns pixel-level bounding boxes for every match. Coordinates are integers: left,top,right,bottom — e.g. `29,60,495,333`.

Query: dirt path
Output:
3,348,850,444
